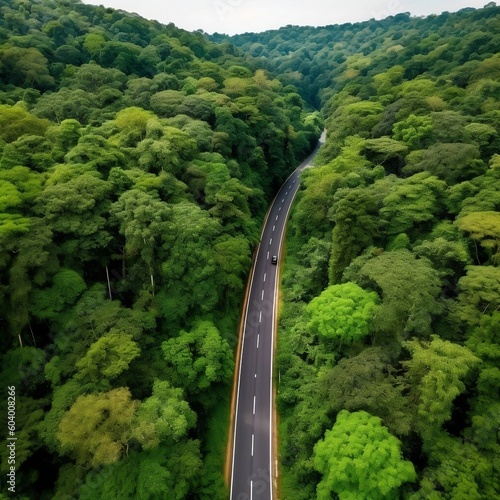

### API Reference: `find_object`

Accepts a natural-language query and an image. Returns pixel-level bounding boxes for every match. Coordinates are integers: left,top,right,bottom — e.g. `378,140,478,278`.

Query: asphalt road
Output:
230,132,326,500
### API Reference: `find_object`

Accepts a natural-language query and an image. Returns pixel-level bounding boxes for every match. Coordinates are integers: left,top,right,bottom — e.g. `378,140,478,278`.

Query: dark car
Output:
271,255,278,265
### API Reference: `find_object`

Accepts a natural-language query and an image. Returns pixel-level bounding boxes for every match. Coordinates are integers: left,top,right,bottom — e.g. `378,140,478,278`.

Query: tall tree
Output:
57,388,139,468
346,249,443,341
161,320,234,406
314,410,416,500
132,379,196,449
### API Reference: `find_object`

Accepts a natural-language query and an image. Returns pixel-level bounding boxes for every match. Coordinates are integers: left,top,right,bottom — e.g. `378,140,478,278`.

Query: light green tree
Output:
381,172,446,236
406,142,484,183
161,320,234,404
75,329,140,381
306,282,379,344
455,265,500,325
314,410,416,500
57,388,139,468
0,46,55,88
79,443,202,500
160,202,222,319
456,211,500,264
329,176,394,283
0,104,50,142
410,434,497,500
393,113,433,148
0,180,22,212
347,249,443,339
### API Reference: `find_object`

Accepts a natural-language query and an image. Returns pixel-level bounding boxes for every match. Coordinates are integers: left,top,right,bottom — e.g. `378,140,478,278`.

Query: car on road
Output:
271,255,278,265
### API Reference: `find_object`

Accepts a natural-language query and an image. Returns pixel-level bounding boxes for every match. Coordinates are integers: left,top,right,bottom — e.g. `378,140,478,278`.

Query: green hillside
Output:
212,3,500,107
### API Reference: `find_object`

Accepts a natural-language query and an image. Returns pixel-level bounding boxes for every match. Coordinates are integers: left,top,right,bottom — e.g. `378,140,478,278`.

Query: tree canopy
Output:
313,410,416,500
306,282,378,344
2,0,500,497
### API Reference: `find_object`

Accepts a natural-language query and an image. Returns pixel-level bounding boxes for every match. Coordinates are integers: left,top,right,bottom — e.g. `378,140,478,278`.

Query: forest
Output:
1,0,500,499
220,4,500,500
0,0,321,498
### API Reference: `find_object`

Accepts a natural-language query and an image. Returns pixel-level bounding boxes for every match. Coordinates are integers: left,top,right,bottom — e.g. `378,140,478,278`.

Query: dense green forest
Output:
219,4,500,500
2,0,500,498
0,0,321,497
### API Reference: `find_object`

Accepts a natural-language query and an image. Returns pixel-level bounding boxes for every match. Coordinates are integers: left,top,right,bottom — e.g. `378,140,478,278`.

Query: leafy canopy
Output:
306,282,379,343
314,409,416,500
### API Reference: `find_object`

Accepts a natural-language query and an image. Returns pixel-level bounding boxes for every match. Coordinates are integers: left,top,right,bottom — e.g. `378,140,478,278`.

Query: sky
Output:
82,0,493,35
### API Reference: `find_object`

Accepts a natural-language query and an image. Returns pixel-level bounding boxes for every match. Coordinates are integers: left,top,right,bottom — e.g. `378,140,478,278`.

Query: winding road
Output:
229,131,326,500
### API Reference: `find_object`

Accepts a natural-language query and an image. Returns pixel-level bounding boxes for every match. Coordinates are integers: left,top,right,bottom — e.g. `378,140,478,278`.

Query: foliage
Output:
306,282,378,344
321,348,411,436
403,336,480,441
132,379,197,449
313,410,416,500
347,249,443,340
57,388,139,468
161,320,234,407
456,211,500,264
0,0,322,496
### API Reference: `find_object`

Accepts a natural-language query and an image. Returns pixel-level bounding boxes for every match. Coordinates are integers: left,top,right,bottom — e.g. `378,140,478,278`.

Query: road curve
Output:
229,131,326,500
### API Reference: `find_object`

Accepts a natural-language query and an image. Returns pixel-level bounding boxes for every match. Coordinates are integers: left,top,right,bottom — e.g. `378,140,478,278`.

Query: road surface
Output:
230,132,326,500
